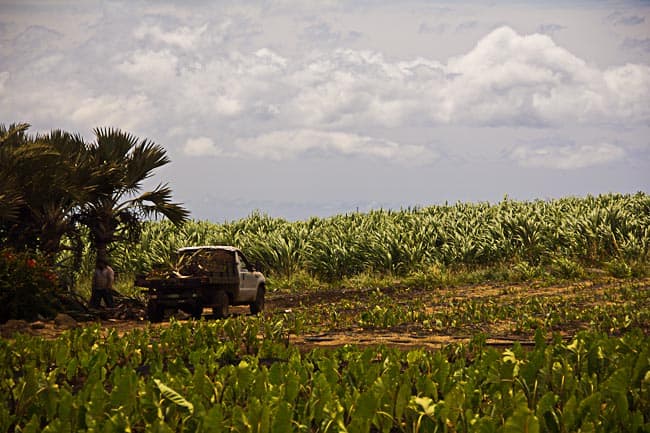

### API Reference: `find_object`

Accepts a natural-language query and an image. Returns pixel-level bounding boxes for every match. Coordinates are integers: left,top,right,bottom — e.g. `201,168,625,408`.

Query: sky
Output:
1,0,649,221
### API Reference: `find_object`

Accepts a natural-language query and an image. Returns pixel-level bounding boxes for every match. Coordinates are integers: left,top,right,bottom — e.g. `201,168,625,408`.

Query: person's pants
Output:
90,288,114,308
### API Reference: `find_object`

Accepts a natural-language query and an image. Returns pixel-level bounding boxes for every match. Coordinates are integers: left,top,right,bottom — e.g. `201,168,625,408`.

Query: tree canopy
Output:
0,123,189,268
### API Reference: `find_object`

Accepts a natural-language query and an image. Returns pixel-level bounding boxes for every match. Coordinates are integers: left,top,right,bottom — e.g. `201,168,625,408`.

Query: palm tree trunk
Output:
95,241,109,267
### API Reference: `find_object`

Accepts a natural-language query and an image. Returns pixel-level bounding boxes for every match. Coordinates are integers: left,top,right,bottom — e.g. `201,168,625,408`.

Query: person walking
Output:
89,259,115,309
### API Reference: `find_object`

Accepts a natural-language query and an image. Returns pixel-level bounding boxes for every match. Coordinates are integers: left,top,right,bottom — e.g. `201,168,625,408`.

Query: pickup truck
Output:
135,246,266,322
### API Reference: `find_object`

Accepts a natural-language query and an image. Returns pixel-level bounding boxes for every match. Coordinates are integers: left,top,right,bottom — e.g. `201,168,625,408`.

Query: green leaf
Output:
349,389,379,432
246,397,270,433
22,414,41,433
411,396,436,417
537,392,560,433
536,392,558,416
65,358,78,382
444,385,465,425
41,418,63,433
285,371,300,403
149,419,175,433
110,368,138,412
202,405,225,433
394,382,411,421
577,392,602,425
578,420,596,433
154,379,194,415
504,402,539,433
561,396,577,431
471,416,498,433
0,403,13,433
271,402,293,433
605,367,630,396
57,388,73,426
54,342,70,367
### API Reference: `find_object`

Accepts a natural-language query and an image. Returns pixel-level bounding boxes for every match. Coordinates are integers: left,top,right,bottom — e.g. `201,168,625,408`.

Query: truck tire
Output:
147,300,164,323
213,291,229,319
191,302,203,320
250,286,265,315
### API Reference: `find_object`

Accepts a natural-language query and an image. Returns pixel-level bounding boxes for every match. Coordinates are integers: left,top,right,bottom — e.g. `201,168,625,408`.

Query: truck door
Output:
237,252,257,300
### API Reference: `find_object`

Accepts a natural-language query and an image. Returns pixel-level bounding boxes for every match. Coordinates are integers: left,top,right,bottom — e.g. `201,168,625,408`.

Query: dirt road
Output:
3,278,648,350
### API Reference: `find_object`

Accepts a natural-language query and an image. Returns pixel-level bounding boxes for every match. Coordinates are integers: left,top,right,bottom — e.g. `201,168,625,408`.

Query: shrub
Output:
0,249,61,322
550,256,586,279
605,259,633,278
267,269,323,292
403,264,450,288
511,261,543,282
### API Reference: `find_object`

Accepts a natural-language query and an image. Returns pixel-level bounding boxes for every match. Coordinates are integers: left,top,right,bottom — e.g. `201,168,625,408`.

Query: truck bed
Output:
135,272,239,289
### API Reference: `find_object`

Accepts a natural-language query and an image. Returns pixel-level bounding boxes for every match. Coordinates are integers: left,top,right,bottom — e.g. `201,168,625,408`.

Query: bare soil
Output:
3,278,648,350
268,280,611,350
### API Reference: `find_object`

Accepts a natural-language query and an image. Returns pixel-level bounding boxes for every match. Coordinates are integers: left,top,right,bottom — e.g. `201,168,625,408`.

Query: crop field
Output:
108,193,650,283
2,194,650,432
273,278,650,350
2,276,649,432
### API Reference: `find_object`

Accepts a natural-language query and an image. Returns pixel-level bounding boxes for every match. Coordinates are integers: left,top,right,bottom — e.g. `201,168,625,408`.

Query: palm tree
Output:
76,128,189,267
0,123,32,223
33,130,96,256
0,124,83,258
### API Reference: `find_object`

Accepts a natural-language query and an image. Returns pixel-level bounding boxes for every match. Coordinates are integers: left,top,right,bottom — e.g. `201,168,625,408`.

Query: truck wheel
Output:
147,300,164,323
213,291,229,319
250,286,265,315
192,302,203,320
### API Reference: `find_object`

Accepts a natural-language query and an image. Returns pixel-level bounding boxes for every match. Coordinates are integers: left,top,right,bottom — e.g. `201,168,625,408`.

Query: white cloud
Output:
0,71,9,93
3,16,649,167
90,26,650,165
133,23,208,50
442,26,628,126
117,50,179,86
603,64,650,122
285,49,445,128
271,26,649,129
183,137,223,156
511,142,626,169
254,48,288,70
28,26,650,133
234,129,437,165
213,95,243,116
70,94,153,131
